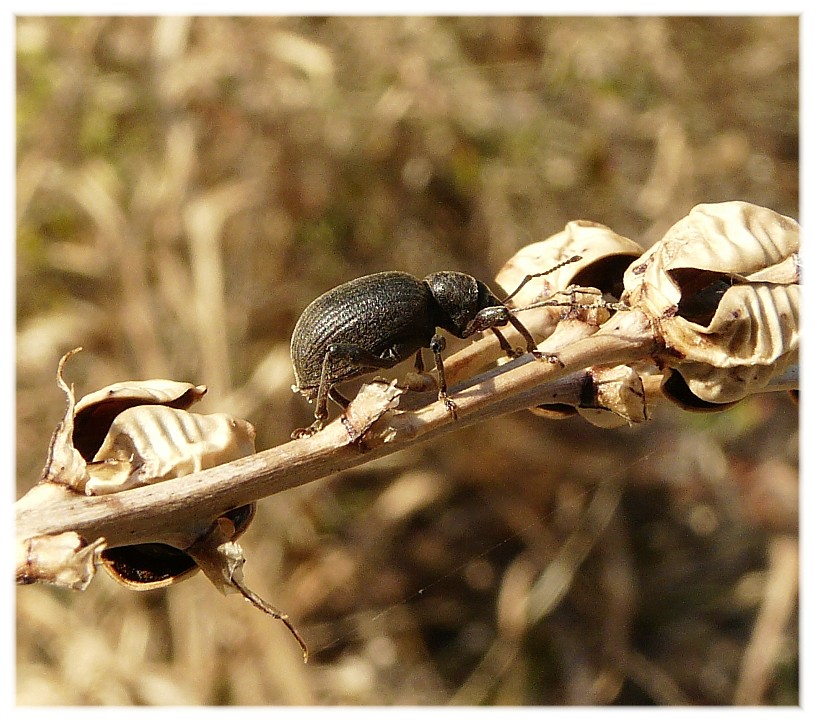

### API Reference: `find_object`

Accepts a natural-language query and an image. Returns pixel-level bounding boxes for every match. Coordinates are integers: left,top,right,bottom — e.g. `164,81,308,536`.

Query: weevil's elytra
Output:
291,272,438,394
290,269,558,438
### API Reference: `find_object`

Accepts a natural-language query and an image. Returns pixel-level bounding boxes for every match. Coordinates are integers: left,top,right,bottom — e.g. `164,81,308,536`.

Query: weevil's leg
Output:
310,348,339,428
293,343,406,438
463,305,512,337
465,305,540,359
321,343,403,410
292,350,335,438
490,327,522,358
328,387,351,408
506,313,538,355
507,313,563,366
429,334,458,420
414,348,425,373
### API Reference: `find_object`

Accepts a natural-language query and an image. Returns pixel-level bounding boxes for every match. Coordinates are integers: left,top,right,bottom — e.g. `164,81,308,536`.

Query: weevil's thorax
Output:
424,271,498,338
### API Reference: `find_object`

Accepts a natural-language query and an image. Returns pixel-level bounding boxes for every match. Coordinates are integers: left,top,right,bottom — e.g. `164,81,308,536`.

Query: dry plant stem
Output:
442,304,601,389
733,534,798,705
618,649,690,706
16,311,656,551
230,575,310,663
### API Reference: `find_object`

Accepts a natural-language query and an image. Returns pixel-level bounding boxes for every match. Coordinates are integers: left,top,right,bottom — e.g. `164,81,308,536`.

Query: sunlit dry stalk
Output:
733,534,799,705
15,310,657,551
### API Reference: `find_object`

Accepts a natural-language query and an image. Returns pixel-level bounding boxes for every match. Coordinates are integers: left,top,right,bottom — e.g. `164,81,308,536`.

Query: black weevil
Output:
290,260,578,438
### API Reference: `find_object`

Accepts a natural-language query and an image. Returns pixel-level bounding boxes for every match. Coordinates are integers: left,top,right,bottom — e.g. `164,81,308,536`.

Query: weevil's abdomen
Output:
291,271,439,394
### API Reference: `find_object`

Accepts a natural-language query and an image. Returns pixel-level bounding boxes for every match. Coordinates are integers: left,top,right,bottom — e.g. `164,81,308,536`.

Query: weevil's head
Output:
424,271,500,338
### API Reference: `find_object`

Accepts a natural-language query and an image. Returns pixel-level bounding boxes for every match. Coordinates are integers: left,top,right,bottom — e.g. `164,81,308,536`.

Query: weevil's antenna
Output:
514,287,628,315
501,255,583,305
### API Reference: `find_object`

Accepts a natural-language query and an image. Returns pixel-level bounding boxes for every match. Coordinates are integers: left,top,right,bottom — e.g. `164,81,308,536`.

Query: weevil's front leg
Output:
506,314,563,366
464,305,562,366
429,334,457,420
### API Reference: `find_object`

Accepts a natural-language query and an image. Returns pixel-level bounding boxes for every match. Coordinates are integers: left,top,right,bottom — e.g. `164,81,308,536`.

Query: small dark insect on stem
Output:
290,259,590,438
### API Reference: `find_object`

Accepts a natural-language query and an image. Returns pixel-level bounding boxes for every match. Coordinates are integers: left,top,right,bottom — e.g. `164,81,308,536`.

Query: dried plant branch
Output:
16,199,800,664
15,309,658,553
15,302,798,564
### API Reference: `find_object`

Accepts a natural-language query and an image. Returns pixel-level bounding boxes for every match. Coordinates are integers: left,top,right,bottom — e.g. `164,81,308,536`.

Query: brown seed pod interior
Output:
101,503,257,590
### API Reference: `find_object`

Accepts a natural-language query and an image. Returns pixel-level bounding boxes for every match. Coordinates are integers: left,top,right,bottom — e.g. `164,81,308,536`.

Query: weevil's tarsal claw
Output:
530,348,564,367
291,420,323,439
440,392,459,420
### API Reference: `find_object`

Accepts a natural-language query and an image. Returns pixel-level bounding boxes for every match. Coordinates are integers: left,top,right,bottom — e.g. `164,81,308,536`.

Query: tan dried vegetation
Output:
16,16,798,705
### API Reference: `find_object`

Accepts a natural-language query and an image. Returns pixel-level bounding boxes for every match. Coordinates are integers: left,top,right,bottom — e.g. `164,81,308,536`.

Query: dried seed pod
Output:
23,350,305,656
622,201,800,407
489,221,643,365
576,364,648,428
85,404,259,591
74,378,207,460
100,504,256,591
86,405,257,495
16,532,106,591
495,220,644,308
85,405,258,592
33,348,260,593
530,364,648,428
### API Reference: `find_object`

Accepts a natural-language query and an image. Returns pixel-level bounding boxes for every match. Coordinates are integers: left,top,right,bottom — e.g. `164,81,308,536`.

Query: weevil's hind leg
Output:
292,350,335,438
429,334,458,420
329,387,351,408
292,343,403,439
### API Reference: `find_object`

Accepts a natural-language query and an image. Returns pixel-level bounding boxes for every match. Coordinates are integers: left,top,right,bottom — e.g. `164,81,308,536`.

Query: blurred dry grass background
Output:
15,16,798,705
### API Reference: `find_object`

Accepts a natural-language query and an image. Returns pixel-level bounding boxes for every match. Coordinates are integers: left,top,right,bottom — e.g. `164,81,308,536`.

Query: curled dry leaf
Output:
622,201,800,406
40,348,211,492
74,377,207,460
